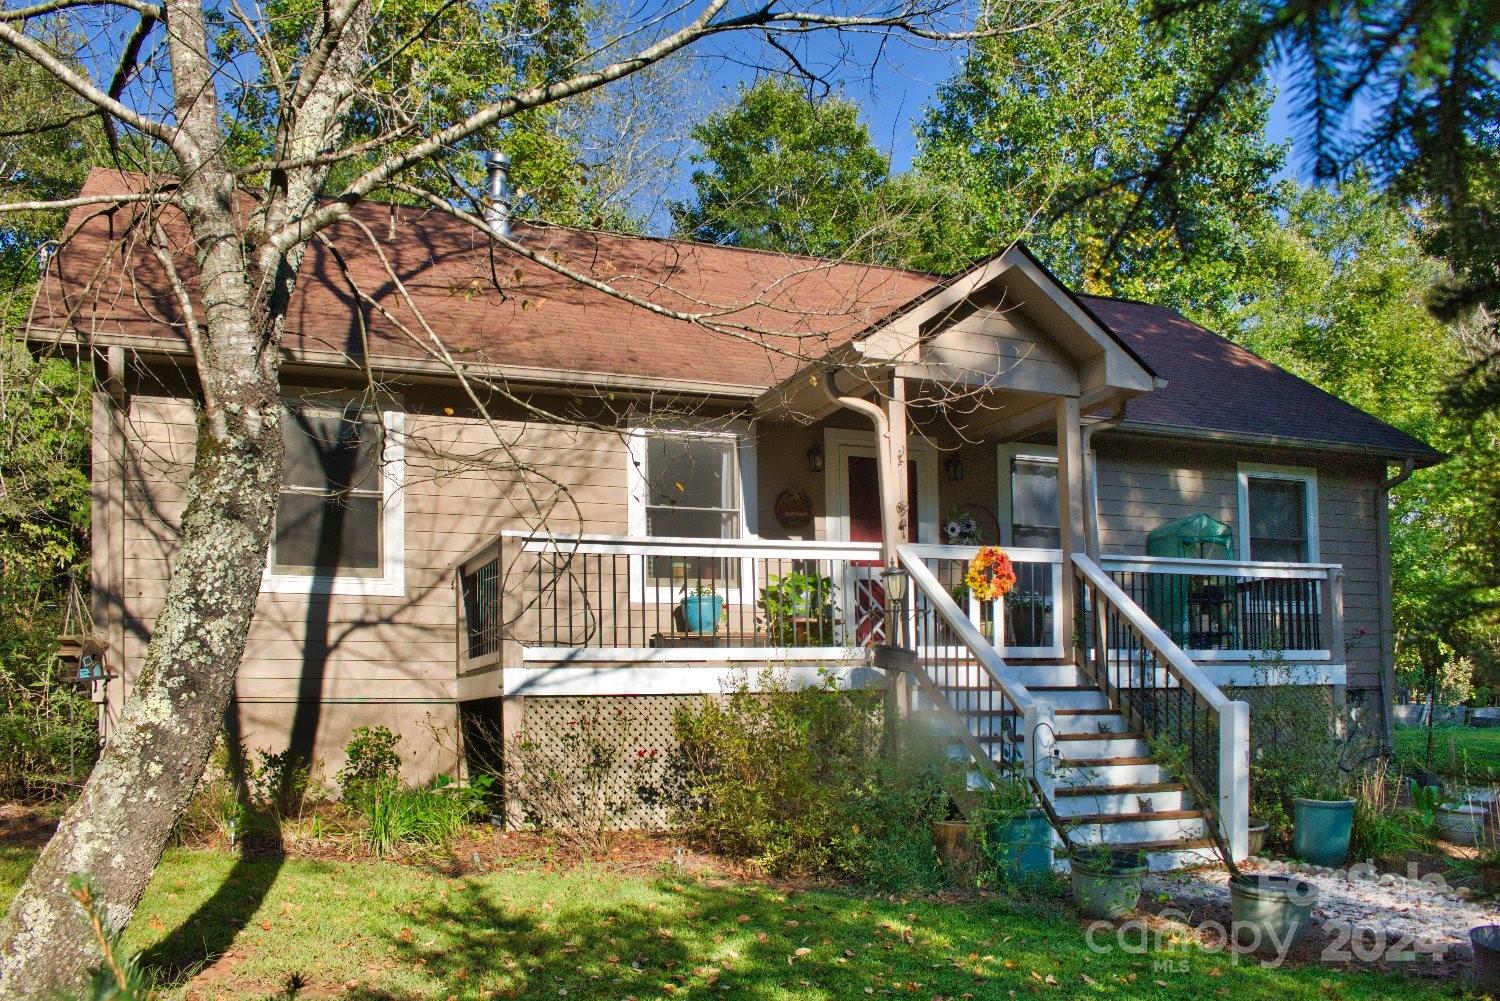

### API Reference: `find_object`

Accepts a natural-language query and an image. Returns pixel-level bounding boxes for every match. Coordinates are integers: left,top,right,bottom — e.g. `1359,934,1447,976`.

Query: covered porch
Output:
451,246,1345,862
454,245,1346,690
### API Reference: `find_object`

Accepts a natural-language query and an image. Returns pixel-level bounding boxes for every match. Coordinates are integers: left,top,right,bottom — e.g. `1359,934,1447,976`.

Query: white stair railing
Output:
1072,553,1251,861
891,544,1058,802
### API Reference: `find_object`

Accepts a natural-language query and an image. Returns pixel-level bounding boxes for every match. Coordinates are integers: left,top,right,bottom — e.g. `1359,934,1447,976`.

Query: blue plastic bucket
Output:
1292,797,1355,866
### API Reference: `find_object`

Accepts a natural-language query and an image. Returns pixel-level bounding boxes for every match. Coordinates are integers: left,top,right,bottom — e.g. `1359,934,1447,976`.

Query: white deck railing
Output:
456,533,1343,680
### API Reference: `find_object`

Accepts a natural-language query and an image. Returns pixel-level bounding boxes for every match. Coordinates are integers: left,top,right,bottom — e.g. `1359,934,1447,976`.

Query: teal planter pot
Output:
1292,797,1355,866
985,810,1053,884
680,594,724,635
1230,874,1319,954
1069,850,1147,919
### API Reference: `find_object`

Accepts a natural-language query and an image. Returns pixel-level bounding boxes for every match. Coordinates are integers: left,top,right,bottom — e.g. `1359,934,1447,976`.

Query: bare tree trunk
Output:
0,365,284,997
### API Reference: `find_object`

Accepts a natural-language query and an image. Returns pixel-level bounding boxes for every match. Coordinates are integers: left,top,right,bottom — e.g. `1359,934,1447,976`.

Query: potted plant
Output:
1435,799,1487,844
1472,925,1500,992
680,584,724,635
973,757,1052,887
1230,872,1320,954
1146,729,1322,952
1247,817,1269,856
1067,844,1148,919
760,571,836,645
1291,774,1356,866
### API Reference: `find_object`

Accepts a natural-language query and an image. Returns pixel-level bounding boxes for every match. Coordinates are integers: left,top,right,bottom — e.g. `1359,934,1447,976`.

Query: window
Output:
1010,456,1060,548
997,445,1060,548
631,431,744,589
263,397,405,596
1238,466,1318,563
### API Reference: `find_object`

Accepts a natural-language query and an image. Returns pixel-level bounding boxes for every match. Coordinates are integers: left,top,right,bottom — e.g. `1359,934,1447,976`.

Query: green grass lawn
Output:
1394,724,1500,781
0,843,1472,1000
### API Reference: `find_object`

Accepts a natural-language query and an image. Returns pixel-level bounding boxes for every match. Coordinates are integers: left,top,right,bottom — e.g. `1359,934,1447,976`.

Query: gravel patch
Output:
1144,857,1500,962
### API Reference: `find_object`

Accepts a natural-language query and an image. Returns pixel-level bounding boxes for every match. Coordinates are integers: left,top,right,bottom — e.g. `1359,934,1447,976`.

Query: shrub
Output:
504,700,660,855
673,668,946,887
1229,655,1378,843
246,746,316,820
363,774,492,858
1349,757,1433,862
338,725,403,804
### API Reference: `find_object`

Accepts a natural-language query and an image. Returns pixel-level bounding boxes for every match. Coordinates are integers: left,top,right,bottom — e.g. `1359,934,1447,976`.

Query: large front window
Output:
272,399,385,576
640,432,741,587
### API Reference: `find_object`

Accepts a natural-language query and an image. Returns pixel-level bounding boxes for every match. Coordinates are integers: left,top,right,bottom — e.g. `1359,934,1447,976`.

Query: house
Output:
31,167,1442,863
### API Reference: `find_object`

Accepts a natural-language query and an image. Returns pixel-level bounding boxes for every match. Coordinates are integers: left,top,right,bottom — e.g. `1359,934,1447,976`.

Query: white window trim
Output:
1236,463,1319,563
262,407,406,597
822,427,940,544
995,443,1059,548
626,423,757,604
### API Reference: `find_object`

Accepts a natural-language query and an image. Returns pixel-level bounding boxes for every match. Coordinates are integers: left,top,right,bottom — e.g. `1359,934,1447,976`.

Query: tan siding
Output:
111,392,633,783
1091,439,1388,692
921,309,1080,395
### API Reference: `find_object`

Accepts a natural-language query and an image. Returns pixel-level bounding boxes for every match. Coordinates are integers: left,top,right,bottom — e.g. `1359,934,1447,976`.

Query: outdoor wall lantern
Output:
944,454,964,482
806,441,825,473
880,563,910,603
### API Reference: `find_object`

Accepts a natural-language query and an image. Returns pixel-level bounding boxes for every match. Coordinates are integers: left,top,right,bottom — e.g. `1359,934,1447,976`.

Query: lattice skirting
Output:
511,694,713,830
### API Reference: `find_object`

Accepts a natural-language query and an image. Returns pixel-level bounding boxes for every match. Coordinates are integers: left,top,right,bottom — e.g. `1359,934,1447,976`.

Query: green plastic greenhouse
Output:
1144,514,1236,647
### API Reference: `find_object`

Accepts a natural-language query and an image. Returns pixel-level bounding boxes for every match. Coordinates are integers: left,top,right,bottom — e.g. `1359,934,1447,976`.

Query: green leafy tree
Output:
0,29,103,802
915,0,1284,314
1224,173,1500,699
1160,0,1500,641
672,79,934,264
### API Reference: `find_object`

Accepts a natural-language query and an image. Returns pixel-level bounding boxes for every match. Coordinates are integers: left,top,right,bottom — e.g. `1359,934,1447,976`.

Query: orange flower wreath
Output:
965,546,1017,602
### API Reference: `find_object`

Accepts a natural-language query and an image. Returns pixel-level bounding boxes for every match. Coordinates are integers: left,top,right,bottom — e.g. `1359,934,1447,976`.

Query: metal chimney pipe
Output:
483,151,511,236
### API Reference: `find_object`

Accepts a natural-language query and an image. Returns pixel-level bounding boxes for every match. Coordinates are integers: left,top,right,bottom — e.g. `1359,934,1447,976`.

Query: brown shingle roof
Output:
1082,295,1442,463
33,169,932,392
32,168,1440,463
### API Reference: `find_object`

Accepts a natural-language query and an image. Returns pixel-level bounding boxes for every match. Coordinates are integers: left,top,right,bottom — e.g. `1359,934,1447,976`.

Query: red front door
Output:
847,454,920,644
847,454,921,555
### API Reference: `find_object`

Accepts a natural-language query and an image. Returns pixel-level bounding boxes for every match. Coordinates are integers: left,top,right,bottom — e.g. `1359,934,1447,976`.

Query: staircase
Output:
894,546,1249,871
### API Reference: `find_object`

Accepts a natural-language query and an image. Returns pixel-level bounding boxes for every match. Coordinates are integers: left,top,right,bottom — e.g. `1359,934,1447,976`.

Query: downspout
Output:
818,368,902,566
1376,457,1416,752
1081,404,1126,560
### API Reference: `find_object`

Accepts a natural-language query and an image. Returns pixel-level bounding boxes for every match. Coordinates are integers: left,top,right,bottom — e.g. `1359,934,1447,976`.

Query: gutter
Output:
24,329,766,402
1375,458,1416,752
818,367,902,565
1117,419,1444,467
1081,403,1127,559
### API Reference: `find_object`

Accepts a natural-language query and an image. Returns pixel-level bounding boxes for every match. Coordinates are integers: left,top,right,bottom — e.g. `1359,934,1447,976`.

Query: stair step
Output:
1059,756,1156,767
1051,788,1188,816
1094,836,1219,854
1065,814,1211,846
957,707,1115,716
1055,731,1142,741
1054,782,1186,797
1063,809,1203,825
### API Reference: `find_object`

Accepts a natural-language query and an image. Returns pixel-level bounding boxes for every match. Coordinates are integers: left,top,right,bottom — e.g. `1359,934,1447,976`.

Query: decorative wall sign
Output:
774,486,814,530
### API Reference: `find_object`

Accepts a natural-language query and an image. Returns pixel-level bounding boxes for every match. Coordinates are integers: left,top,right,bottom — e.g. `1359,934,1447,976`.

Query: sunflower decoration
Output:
965,546,1017,603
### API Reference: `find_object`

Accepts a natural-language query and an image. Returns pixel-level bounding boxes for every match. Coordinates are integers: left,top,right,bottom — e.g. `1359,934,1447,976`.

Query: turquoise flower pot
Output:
985,810,1054,884
1292,797,1355,866
680,594,724,635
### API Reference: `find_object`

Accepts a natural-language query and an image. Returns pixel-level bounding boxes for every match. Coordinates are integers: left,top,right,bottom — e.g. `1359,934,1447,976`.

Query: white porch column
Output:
883,374,909,555
1054,397,1085,653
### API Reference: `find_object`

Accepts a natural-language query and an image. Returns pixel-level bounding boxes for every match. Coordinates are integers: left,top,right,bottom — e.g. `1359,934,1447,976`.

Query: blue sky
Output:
686,32,1313,179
